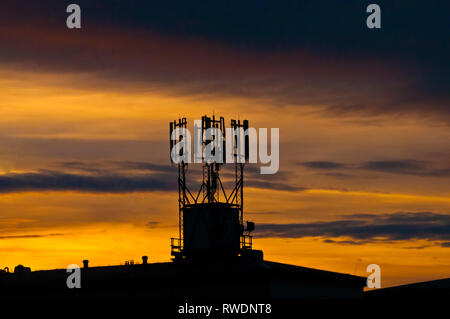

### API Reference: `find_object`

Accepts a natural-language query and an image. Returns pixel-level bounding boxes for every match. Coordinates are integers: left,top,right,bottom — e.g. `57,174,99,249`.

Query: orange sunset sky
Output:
0,1,449,288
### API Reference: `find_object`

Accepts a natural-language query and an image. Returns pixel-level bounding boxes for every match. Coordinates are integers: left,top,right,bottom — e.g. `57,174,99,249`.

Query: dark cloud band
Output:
0,171,176,193
0,161,301,193
256,212,450,247
0,1,448,123
300,160,450,178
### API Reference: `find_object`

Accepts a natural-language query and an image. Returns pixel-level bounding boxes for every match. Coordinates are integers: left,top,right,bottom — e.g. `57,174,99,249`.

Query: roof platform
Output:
0,259,366,300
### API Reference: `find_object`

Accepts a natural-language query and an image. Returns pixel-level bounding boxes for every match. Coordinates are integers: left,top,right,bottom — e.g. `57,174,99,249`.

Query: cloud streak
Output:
0,161,303,193
301,161,346,170
360,161,450,177
0,233,64,240
0,171,176,193
255,212,450,247
300,160,450,178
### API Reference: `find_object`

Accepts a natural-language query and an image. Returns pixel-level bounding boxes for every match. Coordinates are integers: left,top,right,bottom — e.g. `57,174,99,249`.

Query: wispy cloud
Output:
146,221,160,229
256,212,450,247
0,233,64,240
300,160,450,178
0,171,176,193
360,160,450,177
300,161,345,170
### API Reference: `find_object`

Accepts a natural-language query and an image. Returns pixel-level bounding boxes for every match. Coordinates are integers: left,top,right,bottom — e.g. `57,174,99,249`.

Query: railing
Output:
240,235,253,250
170,238,183,256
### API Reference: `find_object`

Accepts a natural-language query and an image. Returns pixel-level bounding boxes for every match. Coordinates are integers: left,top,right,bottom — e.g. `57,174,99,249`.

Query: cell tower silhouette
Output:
169,115,259,261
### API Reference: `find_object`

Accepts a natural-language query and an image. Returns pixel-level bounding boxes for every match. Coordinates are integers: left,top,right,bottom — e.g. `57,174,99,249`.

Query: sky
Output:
0,1,449,288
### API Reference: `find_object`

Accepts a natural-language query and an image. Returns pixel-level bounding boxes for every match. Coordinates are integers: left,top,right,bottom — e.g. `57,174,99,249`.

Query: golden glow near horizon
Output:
0,68,449,288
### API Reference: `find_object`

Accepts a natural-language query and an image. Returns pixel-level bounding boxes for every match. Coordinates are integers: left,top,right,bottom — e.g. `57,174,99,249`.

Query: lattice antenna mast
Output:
170,118,189,243
200,115,226,203
229,119,249,226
